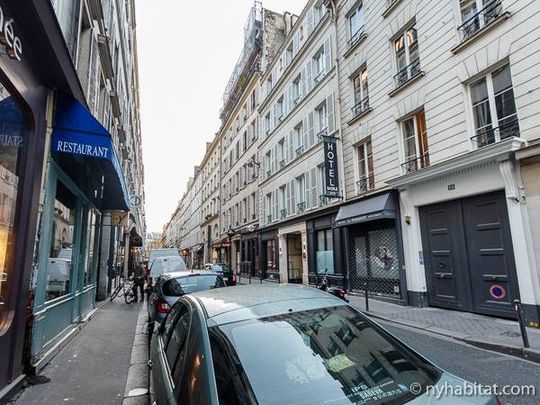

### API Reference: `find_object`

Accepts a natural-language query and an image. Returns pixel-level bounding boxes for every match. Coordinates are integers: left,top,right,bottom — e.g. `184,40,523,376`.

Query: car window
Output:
162,275,225,296
212,306,442,404
168,312,190,383
212,264,230,272
166,258,187,272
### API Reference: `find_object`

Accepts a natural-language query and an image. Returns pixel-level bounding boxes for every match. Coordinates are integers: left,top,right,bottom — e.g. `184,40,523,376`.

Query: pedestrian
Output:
132,262,145,302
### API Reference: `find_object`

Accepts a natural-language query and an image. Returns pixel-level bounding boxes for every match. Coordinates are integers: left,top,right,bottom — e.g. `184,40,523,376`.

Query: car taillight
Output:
155,298,170,314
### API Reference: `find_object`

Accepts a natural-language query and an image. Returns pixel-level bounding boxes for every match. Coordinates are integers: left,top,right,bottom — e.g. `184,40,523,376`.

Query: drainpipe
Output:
328,0,347,203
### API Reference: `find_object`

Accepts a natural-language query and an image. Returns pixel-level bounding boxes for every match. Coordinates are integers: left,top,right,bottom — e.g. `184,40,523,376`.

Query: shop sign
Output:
0,6,23,61
54,140,110,158
323,137,340,197
110,211,129,227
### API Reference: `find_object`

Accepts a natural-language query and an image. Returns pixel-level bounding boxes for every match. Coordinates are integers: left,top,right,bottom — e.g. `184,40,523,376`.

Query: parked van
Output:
148,248,179,268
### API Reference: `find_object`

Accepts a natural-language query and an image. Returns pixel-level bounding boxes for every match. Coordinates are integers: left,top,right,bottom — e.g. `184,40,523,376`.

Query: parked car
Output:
148,256,187,287
45,258,71,300
150,284,497,405
205,262,236,286
147,270,225,337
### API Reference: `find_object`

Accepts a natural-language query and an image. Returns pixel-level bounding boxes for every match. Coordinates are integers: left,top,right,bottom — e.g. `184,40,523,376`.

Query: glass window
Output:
352,68,369,116
394,25,420,86
401,110,429,173
349,4,365,45
162,275,225,296
356,137,374,193
316,229,334,275
84,209,99,286
0,87,25,328
212,306,442,404
46,182,77,301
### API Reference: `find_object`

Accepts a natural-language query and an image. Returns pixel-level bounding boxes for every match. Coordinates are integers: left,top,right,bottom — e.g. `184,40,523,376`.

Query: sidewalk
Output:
12,301,149,405
238,276,540,362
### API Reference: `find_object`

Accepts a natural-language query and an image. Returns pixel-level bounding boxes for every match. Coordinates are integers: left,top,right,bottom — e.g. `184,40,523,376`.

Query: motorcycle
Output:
318,270,349,302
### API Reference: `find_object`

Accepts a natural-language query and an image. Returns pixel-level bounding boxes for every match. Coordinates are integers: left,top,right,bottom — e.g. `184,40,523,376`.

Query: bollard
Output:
513,299,530,348
364,281,369,312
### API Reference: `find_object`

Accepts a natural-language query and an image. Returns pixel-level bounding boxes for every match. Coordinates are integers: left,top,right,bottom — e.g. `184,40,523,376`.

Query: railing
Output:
401,151,430,173
351,96,370,118
252,213,256,220
295,145,305,156
314,68,326,83
316,128,328,141
279,159,286,168
457,0,502,42
348,28,365,47
470,117,520,148
294,95,303,105
266,170,271,178
297,201,306,213
267,214,272,223
319,195,332,206
280,209,287,219
394,58,421,88
356,175,375,194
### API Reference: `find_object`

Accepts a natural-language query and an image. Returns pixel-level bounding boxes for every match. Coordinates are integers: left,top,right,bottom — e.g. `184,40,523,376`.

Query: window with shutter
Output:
324,37,332,73
310,167,318,208
327,94,335,134
290,180,296,215
307,112,315,147
88,31,100,115
304,171,311,210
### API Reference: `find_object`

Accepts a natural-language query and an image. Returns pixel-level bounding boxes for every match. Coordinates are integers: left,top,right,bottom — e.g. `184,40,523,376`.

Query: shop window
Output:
46,181,77,301
0,87,25,330
84,210,99,286
316,229,334,275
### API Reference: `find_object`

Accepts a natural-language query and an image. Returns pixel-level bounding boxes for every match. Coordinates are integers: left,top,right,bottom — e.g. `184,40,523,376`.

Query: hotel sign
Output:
323,137,340,197
0,5,23,61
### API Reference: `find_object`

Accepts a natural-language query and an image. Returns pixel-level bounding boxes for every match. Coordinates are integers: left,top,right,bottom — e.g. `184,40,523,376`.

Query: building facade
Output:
0,0,145,398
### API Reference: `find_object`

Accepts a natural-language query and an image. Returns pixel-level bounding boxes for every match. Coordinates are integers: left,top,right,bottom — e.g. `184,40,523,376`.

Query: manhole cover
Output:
127,388,148,397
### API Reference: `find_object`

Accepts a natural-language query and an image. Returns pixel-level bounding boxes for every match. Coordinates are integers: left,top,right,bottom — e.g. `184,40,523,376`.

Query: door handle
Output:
435,272,453,279
482,274,507,282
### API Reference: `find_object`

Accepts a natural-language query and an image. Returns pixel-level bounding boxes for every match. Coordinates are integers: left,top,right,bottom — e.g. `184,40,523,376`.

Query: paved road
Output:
379,320,540,405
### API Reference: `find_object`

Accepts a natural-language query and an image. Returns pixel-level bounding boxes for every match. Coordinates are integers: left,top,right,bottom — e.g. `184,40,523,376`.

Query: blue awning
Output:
51,94,130,211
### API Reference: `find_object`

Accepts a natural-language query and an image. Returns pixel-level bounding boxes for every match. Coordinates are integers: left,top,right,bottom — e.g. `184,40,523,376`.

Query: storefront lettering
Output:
0,6,23,61
0,133,22,147
56,140,110,159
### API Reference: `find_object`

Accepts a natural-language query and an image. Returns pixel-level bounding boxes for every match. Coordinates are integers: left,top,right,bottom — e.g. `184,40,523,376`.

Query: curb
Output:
364,311,540,364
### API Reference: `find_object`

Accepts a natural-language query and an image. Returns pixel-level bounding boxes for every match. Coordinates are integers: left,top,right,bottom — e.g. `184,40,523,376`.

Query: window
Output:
166,310,190,382
314,2,326,25
250,89,256,111
394,25,421,87
356,137,374,194
279,185,287,218
266,75,273,94
0,88,24,327
296,175,306,213
313,47,326,83
286,43,294,66
292,74,301,104
352,68,369,117
469,64,519,147
278,138,285,167
348,3,365,46
458,0,503,41
286,181,296,216
276,96,284,122
401,110,429,173
305,168,318,210
294,122,304,156
264,112,271,135
83,210,99,286
316,229,334,274
265,193,272,223
315,102,328,136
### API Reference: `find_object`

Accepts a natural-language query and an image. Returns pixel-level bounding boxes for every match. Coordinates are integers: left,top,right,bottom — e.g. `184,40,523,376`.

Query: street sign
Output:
110,211,129,227
130,195,142,207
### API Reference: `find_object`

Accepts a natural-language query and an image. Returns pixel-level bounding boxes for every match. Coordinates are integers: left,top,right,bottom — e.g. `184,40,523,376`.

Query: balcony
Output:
279,159,286,168
267,214,272,223
393,58,422,90
401,152,430,174
294,95,303,105
314,68,326,84
348,28,366,48
297,201,306,213
351,97,370,120
470,118,520,149
280,209,287,219
295,145,305,157
316,128,328,141
458,0,503,43
356,175,375,194
266,169,271,178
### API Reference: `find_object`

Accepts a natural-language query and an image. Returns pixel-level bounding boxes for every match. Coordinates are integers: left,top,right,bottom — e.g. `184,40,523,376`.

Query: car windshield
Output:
162,274,225,296
209,306,441,405
212,264,230,272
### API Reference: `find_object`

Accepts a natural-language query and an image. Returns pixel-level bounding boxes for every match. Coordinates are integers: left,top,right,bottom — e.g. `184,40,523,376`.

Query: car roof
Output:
160,270,218,279
188,284,346,327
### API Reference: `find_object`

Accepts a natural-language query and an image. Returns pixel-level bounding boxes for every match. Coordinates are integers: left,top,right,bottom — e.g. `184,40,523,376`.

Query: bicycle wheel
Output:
124,289,136,304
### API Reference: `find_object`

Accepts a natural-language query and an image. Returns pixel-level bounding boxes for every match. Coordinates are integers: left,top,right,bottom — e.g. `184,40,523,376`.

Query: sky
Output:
136,0,307,234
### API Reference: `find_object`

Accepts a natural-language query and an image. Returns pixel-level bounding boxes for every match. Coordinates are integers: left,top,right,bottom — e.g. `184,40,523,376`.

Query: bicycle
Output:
110,276,137,304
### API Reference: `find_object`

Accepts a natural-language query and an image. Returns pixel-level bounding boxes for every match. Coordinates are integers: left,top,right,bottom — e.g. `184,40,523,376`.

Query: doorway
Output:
420,191,518,318
287,234,302,283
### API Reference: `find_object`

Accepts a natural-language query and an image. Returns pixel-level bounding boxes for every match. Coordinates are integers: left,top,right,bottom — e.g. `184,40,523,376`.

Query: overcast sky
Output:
136,0,307,234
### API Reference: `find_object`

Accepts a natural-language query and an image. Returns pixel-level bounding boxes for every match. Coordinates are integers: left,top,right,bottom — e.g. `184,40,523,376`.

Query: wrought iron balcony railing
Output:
394,58,422,88
356,175,375,194
401,151,430,174
267,214,272,223
348,28,366,48
316,128,328,141
279,159,286,168
458,0,503,42
470,117,520,148
314,68,326,83
295,145,305,156
280,209,287,219
351,96,370,118
297,201,306,213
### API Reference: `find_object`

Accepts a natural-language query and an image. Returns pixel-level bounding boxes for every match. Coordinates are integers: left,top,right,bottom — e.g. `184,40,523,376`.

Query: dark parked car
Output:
147,271,225,336
149,284,497,405
205,262,236,286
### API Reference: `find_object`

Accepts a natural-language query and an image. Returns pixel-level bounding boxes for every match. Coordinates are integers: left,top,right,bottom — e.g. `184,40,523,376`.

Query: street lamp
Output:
226,226,236,271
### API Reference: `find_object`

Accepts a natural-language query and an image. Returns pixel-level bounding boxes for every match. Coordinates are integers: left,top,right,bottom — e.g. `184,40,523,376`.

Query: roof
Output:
161,270,218,279
189,284,346,327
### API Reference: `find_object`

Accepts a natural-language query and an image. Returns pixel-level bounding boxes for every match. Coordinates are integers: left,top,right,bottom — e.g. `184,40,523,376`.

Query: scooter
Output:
318,270,349,302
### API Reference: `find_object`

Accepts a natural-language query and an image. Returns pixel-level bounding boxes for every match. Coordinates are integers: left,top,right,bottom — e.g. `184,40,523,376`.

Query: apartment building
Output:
200,138,222,263
178,168,203,268
257,0,343,284
334,0,540,324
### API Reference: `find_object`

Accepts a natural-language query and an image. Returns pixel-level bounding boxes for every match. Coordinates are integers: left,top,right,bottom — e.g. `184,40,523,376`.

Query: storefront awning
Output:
51,94,130,211
334,192,396,227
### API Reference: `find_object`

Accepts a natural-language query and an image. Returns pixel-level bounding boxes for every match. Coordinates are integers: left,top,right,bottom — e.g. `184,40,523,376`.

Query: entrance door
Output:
420,191,518,318
287,234,302,283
